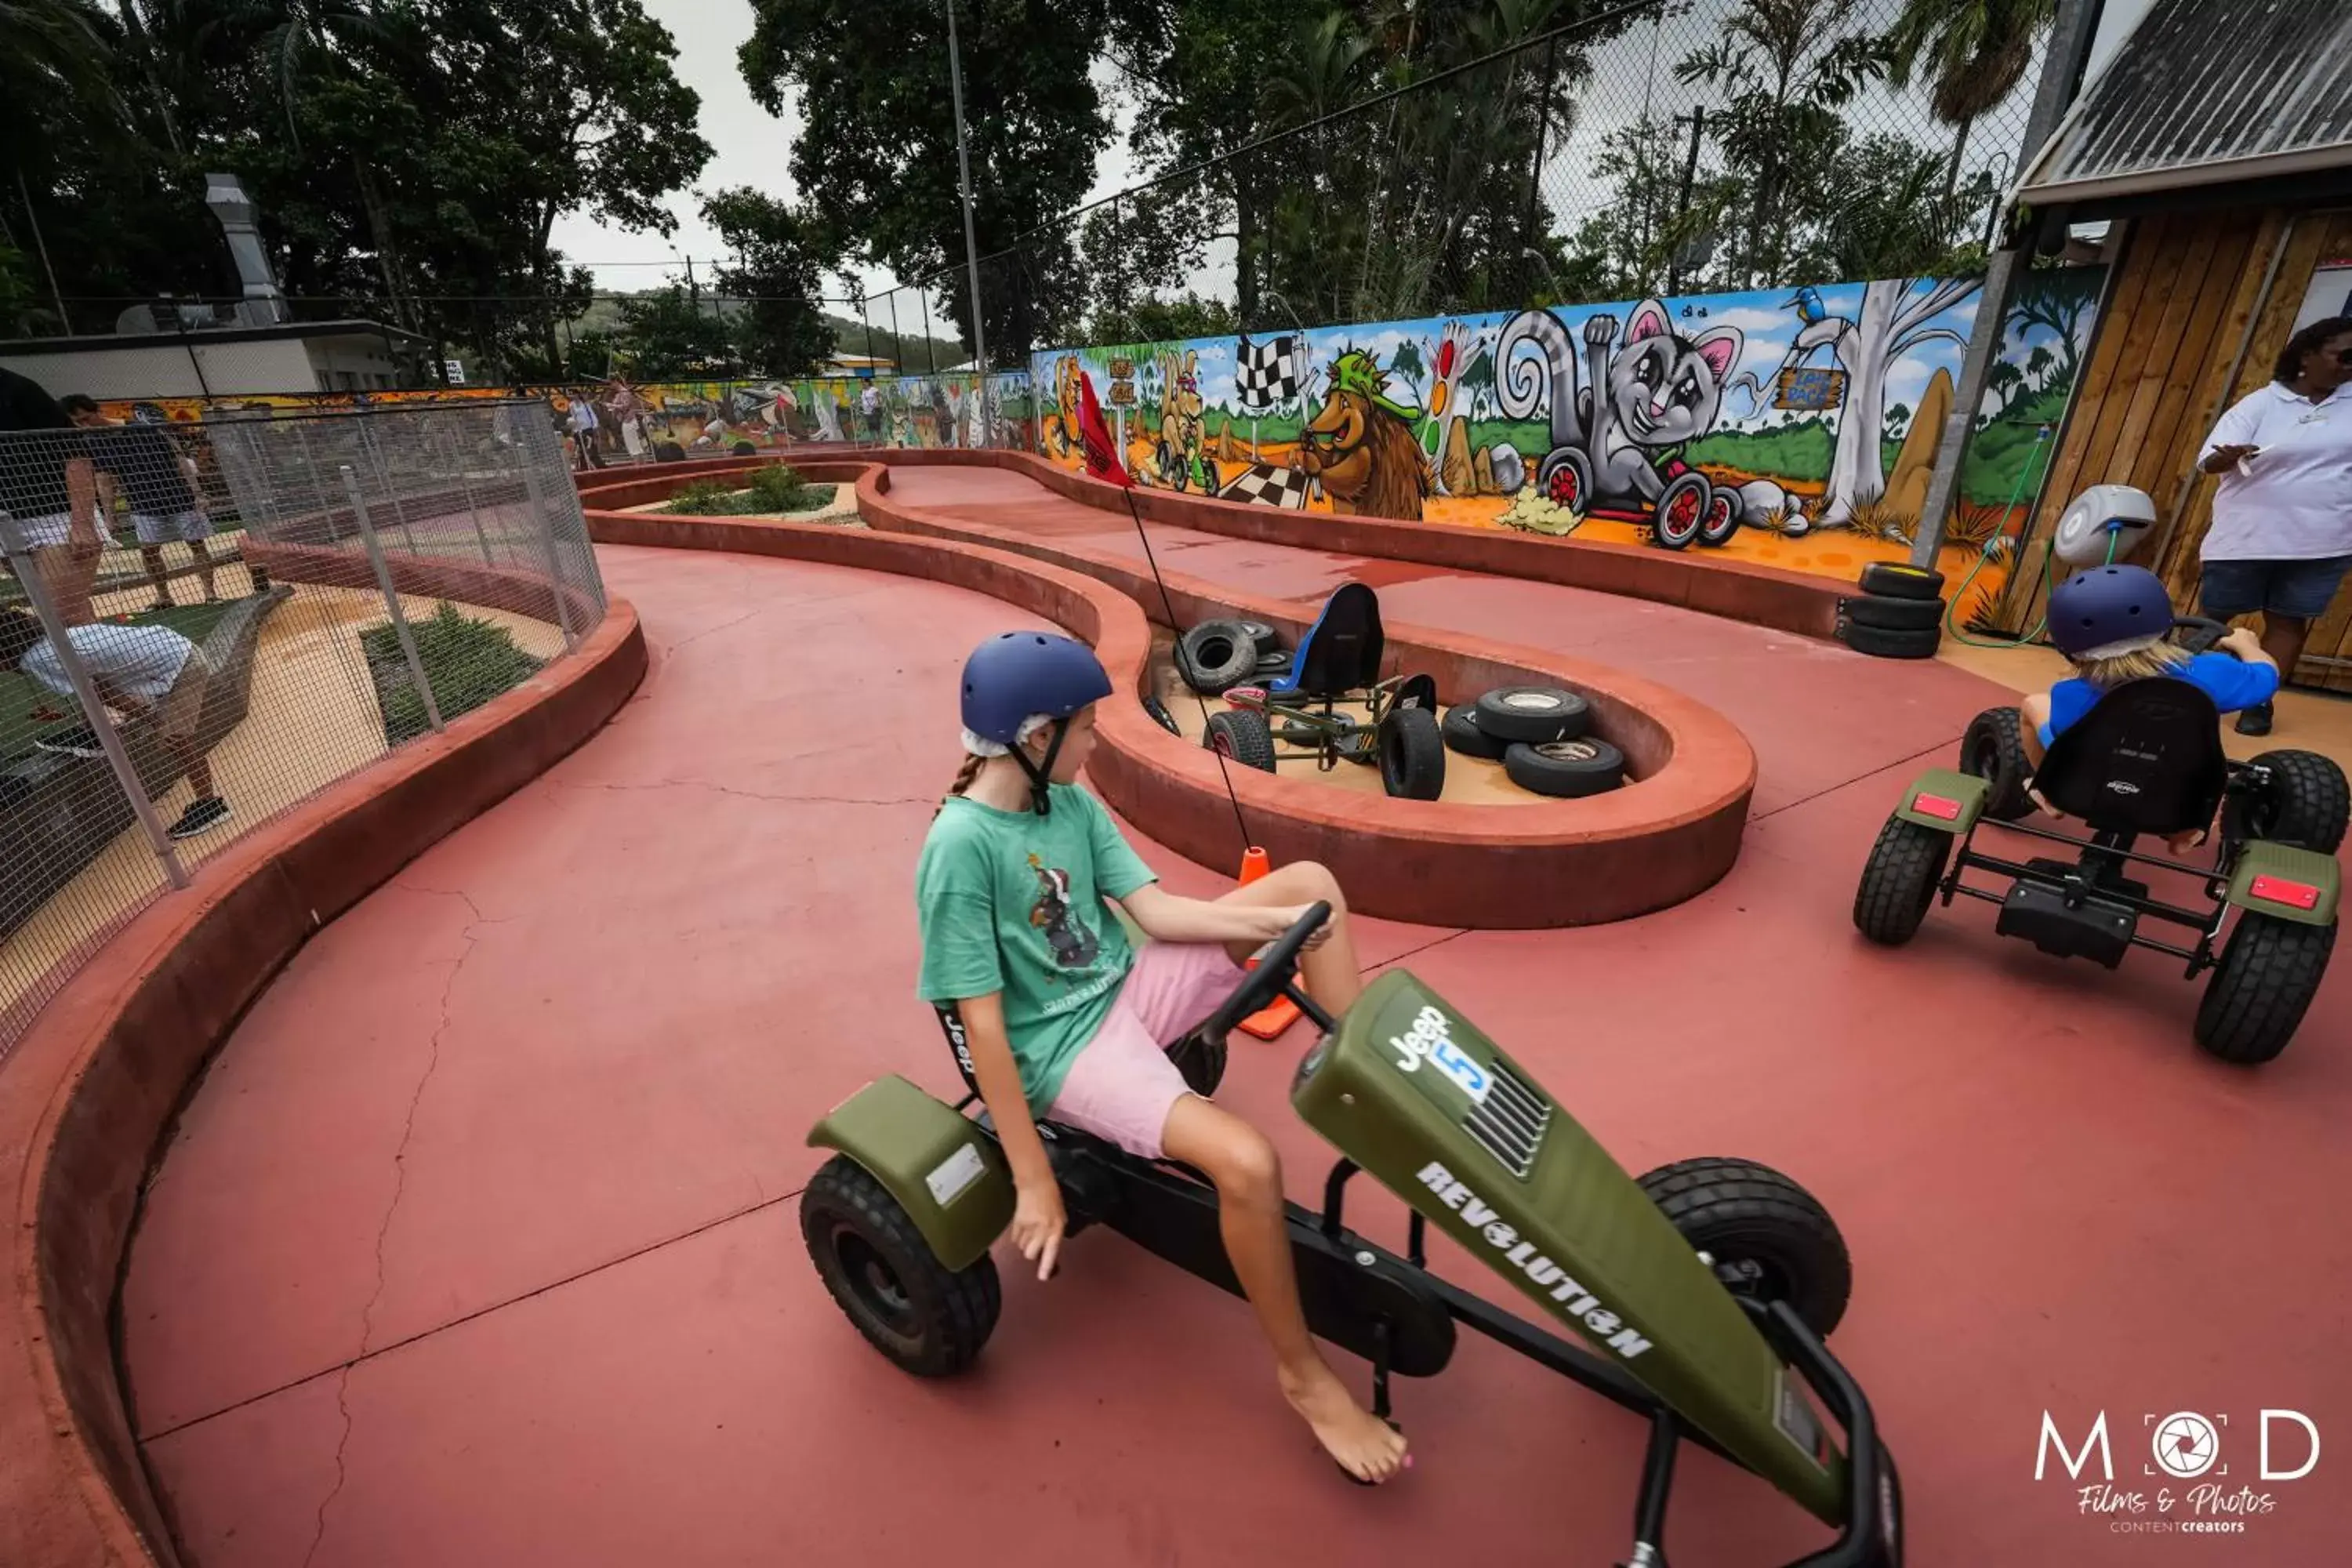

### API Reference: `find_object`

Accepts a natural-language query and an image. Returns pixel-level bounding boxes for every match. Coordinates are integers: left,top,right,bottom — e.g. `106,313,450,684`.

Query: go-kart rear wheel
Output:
1204,709,1278,772
1637,1157,1853,1338
801,1156,1002,1377
1377,705,1446,799
2194,911,2336,1065
1853,818,1951,946
1960,707,2035,822
2241,750,2350,854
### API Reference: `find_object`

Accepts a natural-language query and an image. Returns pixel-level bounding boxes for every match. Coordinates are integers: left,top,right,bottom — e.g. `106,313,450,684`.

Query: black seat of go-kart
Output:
2031,677,2230,836
1266,582,1383,699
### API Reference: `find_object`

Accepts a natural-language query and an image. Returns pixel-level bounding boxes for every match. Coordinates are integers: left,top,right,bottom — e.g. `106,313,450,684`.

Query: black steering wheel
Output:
1195,902,1329,1043
2172,615,2230,657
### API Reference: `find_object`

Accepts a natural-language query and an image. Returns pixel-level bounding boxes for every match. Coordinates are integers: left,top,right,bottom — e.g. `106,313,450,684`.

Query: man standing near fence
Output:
0,608,230,840
60,396,224,612
565,394,604,470
0,365,107,626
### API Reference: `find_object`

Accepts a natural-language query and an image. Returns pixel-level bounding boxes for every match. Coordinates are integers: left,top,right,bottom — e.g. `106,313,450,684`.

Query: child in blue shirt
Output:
916,630,1409,1485
2022,565,2279,848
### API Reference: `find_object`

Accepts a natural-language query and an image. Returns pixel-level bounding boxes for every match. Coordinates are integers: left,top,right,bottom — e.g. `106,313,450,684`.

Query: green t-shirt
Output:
915,782,1159,1111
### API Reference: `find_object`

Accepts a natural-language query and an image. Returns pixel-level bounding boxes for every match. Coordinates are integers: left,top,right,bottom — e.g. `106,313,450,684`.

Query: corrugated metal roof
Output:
2020,0,2352,203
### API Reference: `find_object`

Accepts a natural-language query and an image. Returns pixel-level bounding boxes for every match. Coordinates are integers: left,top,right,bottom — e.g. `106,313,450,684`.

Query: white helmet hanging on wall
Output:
2052,484,2158,568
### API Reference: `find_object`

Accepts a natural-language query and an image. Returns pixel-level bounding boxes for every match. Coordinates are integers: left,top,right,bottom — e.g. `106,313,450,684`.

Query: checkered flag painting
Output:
1219,462,1312,510
1233,334,1302,413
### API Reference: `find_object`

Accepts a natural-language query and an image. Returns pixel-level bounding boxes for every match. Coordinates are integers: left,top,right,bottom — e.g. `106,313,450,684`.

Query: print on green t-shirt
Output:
914,782,1157,1111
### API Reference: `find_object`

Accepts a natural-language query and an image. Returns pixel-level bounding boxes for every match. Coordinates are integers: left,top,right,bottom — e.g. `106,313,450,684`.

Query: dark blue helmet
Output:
960,631,1112,744
2047,564,2174,657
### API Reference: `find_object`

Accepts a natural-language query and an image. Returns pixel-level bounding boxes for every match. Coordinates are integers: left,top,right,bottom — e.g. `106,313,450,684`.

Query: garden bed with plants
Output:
660,464,840,518
361,602,547,746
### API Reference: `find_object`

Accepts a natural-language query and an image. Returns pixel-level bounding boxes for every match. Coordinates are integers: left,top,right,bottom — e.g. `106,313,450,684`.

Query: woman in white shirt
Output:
2194,314,2352,735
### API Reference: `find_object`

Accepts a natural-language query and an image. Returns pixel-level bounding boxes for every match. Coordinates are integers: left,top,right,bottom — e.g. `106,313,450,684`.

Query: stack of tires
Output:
1175,618,1290,695
1442,685,1626,797
1837,564,1946,660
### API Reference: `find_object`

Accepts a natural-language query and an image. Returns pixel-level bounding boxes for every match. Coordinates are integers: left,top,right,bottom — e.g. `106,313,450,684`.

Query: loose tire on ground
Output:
1472,685,1591,744
1503,737,1624,797
1842,593,1946,633
801,1155,1002,1377
1203,709,1277,771
1234,619,1279,652
1853,817,1951,945
2194,912,2336,1064
2241,750,2350,853
1960,706,2035,822
1442,704,1510,760
1858,562,1944,601
1636,1156,1853,1338
1841,621,1941,659
1141,692,1183,736
1377,706,1446,799
1177,621,1259,695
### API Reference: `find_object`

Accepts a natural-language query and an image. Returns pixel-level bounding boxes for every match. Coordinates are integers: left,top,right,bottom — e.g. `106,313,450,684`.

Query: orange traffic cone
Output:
1237,846,1305,1040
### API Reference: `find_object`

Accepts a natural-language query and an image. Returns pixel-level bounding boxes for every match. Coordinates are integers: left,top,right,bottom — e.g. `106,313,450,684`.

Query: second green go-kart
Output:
800,906,1902,1567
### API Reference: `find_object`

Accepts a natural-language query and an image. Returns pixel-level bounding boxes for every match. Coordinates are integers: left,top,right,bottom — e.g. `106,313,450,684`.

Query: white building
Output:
0,318,427,401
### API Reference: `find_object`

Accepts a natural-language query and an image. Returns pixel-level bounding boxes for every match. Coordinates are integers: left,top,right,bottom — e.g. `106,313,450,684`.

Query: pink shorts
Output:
1047,942,1247,1159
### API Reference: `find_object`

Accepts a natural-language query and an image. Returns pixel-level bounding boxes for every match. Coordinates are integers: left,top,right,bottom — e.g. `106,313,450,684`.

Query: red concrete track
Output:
122,470,2352,1566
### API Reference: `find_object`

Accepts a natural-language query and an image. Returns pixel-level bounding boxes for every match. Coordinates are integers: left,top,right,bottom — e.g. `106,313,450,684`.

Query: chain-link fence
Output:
0,400,607,1053
935,0,2048,364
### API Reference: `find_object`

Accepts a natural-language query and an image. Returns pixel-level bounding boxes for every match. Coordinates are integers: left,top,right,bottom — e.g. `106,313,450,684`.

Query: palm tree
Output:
1886,0,2058,201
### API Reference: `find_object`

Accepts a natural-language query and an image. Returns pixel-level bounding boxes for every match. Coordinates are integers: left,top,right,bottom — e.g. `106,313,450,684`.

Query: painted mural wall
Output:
1030,269,2103,622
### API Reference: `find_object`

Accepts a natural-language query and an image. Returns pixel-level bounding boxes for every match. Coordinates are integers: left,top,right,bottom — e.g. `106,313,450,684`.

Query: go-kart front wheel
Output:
2194,911,2336,1065
1204,709,1278,772
1639,1157,1853,1337
1853,817,1952,946
802,1156,1002,1376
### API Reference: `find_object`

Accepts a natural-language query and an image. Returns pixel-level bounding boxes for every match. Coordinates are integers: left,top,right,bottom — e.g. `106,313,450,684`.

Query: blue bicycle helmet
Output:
2047,564,2175,658
959,631,1112,813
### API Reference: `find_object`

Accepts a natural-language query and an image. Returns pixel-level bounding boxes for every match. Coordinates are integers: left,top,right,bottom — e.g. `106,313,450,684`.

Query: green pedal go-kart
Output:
1854,616,2347,1065
800,907,1902,1566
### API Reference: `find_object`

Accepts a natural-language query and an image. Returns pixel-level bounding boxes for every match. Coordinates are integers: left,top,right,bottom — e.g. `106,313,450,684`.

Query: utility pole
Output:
946,0,993,440
1909,0,2104,570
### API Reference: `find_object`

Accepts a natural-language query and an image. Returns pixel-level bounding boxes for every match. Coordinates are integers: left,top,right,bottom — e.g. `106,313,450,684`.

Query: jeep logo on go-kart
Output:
1414,1158,1652,1360
1388,1004,1493,1104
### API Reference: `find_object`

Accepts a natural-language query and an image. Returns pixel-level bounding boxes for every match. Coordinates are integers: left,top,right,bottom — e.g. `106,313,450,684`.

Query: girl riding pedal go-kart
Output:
2021,565,2281,851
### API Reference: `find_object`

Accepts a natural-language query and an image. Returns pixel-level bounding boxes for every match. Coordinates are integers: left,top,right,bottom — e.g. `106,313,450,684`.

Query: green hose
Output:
1944,424,2062,650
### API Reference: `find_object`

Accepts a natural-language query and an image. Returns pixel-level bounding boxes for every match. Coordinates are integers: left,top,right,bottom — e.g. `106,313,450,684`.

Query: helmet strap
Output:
1012,718,1069,815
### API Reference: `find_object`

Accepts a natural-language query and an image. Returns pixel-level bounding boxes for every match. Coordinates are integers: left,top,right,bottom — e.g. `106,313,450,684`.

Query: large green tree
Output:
739,0,1113,361
1886,0,2055,199
703,185,838,376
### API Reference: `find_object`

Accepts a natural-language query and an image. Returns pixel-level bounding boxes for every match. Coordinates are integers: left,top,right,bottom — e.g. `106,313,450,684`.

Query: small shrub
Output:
362,602,544,745
664,477,734,516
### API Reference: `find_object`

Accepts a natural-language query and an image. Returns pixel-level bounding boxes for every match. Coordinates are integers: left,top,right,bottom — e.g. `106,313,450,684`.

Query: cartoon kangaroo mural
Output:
1153,348,1210,492
1497,300,1801,547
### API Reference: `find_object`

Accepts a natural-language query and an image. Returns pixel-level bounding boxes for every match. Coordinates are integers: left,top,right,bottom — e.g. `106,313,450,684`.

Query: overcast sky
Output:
552,0,2163,328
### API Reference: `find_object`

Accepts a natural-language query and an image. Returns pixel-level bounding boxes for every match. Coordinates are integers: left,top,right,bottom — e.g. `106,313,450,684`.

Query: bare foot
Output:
1279,1360,1409,1483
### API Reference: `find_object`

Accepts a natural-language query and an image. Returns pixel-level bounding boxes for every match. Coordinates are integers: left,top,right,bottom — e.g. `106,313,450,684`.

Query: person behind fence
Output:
60,395,223,611
0,365,108,626
565,393,604,470
0,608,230,840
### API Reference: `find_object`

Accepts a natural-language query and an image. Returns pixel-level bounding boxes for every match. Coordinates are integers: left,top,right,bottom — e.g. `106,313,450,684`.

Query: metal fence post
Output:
0,516,190,889
513,429,581,654
339,464,444,733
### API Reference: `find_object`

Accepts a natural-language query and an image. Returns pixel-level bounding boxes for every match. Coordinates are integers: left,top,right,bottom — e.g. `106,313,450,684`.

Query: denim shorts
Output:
2198,556,2352,622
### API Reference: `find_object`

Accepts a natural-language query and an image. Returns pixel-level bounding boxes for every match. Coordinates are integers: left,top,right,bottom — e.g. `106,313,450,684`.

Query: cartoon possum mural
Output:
1498,300,1800,547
